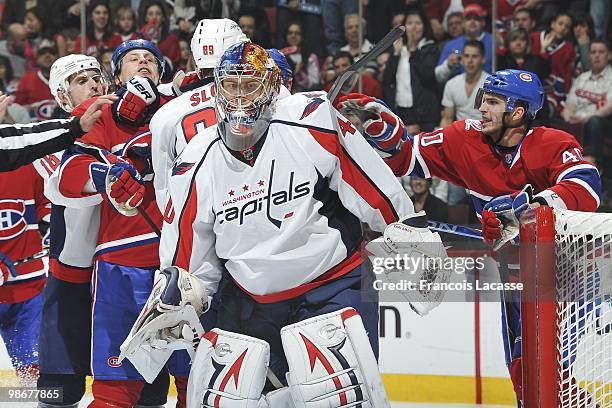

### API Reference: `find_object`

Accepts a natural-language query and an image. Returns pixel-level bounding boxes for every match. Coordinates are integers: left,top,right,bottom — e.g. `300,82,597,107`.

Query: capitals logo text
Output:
216,160,310,228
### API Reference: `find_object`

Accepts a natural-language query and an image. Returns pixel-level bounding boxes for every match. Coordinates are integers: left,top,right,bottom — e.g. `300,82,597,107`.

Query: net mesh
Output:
554,209,612,407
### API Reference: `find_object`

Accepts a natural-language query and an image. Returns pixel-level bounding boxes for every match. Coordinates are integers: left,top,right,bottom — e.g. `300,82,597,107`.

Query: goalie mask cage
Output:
520,206,611,407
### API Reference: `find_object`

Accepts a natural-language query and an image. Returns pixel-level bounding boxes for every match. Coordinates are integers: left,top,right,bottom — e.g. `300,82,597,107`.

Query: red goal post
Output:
520,206,611,407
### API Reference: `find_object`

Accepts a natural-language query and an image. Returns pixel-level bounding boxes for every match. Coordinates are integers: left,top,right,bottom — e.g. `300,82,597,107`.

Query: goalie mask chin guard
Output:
214,42,281,151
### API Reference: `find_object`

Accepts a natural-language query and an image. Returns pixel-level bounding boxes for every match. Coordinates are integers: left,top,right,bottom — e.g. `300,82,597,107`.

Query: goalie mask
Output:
214,42,281,151
50,54,108,112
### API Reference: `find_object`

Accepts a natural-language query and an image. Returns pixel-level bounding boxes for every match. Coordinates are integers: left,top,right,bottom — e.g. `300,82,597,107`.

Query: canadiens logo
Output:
172,161,195,176
300,97,325,120
107,356,122,367
34,99,57,121
0,200,28,240
216,159,310,228
519,72,533,82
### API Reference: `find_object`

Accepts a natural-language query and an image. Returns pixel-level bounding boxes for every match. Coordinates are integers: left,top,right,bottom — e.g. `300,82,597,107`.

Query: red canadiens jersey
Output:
386,119,601,215
56,104,161,268
531,31,575,110
74,34,123,57
14,70,57,121
0,164,50,303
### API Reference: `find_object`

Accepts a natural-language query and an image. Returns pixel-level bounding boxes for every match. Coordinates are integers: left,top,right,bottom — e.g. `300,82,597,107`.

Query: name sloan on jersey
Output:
216,159,310,228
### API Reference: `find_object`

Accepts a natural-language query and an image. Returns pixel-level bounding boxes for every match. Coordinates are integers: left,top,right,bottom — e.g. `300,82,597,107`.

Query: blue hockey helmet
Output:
110,39,165,79
475,69,544,120
266,48,293,89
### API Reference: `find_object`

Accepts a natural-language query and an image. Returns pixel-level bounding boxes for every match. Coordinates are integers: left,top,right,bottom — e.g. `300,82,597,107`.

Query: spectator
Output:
572,13,595,74
531,11,575,113
178,38,190,73
445,11,464,40
321,0,358,56
276,0,323,57
14,39,58,121
56,27,80,57
323,51,382,99
435,4,493,85
376,52,390,84
238,11,270,48
440,40,488,128
321,13,376,82
0,23,27,80
139,0,181,73
74,0,122,57
561,39,612,170
439,40,488,205
0,56,30,124
280,21,321,92
512,7,537,33
383,9,440,134
23,7,48,71
408,177,448,223
99,47,114,80
114,5,139,42
498,27,551,124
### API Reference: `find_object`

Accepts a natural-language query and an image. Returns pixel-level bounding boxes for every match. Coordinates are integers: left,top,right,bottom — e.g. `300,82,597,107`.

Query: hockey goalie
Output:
120,41,450,408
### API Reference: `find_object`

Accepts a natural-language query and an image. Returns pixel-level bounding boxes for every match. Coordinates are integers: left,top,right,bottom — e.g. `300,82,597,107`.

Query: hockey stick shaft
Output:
13,250,50,267
327,25,405,103
427,220,483,240
138,206,161,237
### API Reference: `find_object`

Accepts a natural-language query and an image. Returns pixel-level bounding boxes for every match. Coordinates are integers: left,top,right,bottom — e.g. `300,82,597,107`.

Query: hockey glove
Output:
112,75,160,126
482,184,538,250
366,211,450,316
90,158,145,217
335,93,408,155
170,70,200,96
0,252,16,285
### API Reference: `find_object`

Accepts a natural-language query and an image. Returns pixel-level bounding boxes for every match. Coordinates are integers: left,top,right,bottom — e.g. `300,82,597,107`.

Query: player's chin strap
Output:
187,308,389,408
119,267,209,383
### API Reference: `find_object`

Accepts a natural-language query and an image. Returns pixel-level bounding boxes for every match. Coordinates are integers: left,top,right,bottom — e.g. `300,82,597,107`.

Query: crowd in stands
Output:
0,0,611,224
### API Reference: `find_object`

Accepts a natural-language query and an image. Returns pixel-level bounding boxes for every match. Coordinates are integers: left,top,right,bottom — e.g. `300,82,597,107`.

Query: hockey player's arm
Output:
160,161,222,298
384,121,468,186
538,140,601,211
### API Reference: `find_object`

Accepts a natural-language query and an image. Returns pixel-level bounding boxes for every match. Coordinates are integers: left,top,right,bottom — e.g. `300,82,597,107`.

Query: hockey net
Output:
520,206,611,407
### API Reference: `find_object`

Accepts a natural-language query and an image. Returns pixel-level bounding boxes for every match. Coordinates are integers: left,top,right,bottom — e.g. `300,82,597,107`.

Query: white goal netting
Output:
554,209,611,407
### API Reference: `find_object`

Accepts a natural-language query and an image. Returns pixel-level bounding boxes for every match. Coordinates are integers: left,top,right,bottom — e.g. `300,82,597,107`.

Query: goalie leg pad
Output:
281,308,390,408
187,329,270,408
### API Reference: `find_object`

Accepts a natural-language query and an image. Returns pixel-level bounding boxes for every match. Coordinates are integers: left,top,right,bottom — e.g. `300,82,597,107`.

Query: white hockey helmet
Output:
50,54,107,112
191,18,249,72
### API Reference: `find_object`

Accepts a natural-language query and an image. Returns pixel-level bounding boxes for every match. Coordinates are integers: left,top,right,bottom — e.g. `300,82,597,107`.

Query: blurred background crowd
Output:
0,0,610,228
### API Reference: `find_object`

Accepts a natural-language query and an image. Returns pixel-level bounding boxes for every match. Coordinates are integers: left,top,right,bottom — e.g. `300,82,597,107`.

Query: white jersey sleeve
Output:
159,126,223,297
282,93,414,232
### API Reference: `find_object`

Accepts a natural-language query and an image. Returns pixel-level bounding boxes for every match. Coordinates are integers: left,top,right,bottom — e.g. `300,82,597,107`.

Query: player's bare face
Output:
478,93,506,137
118,50,160,86
67,69,105,105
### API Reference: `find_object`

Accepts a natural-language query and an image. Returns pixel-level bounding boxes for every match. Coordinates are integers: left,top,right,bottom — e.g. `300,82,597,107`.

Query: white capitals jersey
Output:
160,92,414,302
150,82,293,213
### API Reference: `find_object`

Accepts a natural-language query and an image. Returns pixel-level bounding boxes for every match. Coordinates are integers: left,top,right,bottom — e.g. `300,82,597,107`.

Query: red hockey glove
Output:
335,93,408,155
113,76,160,126
481,209,502,245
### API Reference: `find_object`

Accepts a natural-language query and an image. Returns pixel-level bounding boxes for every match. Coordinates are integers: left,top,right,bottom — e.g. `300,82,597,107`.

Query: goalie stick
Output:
427,220,483,241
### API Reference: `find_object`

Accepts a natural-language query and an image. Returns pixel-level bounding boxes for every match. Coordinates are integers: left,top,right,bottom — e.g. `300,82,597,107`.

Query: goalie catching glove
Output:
90,155,145,217
366,211,450,316
119,266,209,382
482,184,543,251
335,93,409,156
